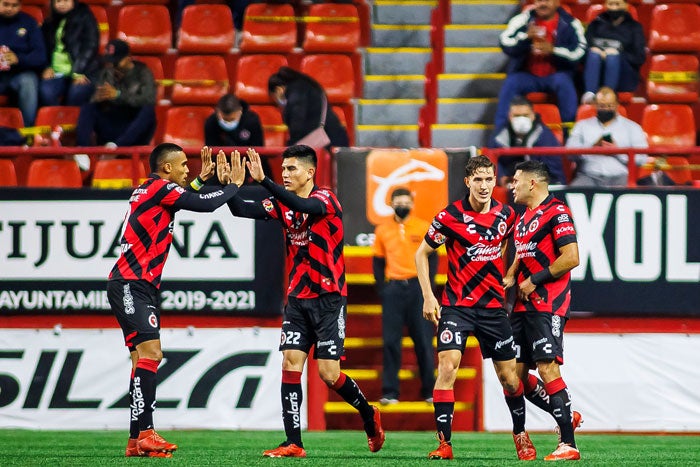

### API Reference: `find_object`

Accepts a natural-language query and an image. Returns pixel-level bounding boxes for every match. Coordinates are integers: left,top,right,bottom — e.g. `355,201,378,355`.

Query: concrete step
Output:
445,24,505,47
355,124,419,148
436,98,498,125
431,123,493,147
373,0,436,25
365,47,431,75
371,24,431,47
356,98,425,125
364,74,425,99
451,0,520,25
438,73,505,98
444,47,508,73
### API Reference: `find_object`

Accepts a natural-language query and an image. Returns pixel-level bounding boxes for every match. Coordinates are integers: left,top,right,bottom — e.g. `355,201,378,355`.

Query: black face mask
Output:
606,10,625,20
597,109,616,124
394,206,410,219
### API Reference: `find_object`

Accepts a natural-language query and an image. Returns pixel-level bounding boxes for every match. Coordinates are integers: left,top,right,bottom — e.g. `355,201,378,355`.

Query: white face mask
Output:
511,115,533,135
218,118,239,131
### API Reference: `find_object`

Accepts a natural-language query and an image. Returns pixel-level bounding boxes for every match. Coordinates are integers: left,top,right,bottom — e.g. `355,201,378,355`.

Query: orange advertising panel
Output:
365,148,449,226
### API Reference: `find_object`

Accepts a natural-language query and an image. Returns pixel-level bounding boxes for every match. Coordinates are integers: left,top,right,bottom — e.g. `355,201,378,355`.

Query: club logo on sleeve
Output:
439,329,454,344
262,199,274,212
148,312,158,328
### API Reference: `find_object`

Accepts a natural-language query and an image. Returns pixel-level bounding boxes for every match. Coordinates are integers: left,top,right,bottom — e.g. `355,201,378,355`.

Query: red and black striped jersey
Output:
262,187,346,298
109,177,187,288
512,194,577,316
425,198,515,308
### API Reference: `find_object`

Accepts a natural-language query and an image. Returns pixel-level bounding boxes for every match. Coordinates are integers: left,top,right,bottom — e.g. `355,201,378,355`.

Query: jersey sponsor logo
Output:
532,337,548,351
494,335,514,350
555,225,575,236
148,312,158,328
123,283,135,315
557,214,570,223
466,243,502,262
199,190,224,199
337,310,346,339
317,339,337,356
288,230,308,247
439,329,454,344
428,225,446,244
552,315,561,337
514,240,538,258
131,376,145,421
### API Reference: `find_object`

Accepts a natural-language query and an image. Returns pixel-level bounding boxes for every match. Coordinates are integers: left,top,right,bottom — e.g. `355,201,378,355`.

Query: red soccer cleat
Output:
137,429,178,455
125,437,172,458
513,431,537,461
428,432,454,460
556,410,583,443
367,406,385,453
544,443,581,461
262,443,307,458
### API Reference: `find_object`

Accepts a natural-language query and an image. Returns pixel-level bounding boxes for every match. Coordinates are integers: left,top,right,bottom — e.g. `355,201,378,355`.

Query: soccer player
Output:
416,155,533,461
227,145,384,458
505,160,582,461
108,144,245,457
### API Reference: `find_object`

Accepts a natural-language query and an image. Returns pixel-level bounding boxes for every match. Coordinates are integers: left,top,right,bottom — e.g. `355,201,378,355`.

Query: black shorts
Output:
107,279,161,350
280,293,346,360
436,306,516,361
510,311,567,366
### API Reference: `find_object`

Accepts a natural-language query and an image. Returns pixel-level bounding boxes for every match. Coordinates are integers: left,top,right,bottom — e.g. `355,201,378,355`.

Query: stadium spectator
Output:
204,94,264,148
580,0,646,104
40,0,99,106
489,95,566,186
495,0,586,130
0,0,46,126
268,66,349,149
566,86,648,186
76,39,156,147
108,144,245,458
372,187,436,406
416,156,532,461
223,146,384,458
505,159,582,461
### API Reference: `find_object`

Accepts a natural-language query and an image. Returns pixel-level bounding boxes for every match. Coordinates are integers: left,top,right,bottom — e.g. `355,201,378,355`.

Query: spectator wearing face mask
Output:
204,93,263,148
580,0,646,104
566,86,648,186
488,95,566,186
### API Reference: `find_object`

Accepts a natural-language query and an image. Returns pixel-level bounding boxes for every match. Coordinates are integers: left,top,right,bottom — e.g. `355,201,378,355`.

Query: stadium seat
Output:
116,5,172,55
638,156,693,186
575,104,627,121
136,55,166,102
120,0,167,4
92,158,147,189
162,106,213,148
689,154,700,180
646,54,699,104
177,4,235,54
21,5,43,25
648,4,700,53
0,159,17,186
300,54,354,104
302,3,361,53
26,159,82,188
250,105,287,147
88,5,109,54
34,106,81,146
533,103,563,143
0,107,24,128
171,55,229,105
642,104,695,147
234,54,288,104
584,4,638,24
239,3,297,53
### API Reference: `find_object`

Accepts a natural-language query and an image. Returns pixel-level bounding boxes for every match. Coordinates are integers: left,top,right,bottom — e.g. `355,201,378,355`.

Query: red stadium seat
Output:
136,56,166,102
646,54,699,104
648,4,700,53
302,3,361,53
178,4,235,54
92,158,147,189
171,55,229,105
533,103,563,143
21,5,43,25
300,54,354,104
575,104,627,121
162,106,213,148
234,54,288,104
88,5,109,54
642,104,695,147
0,107,25,128
116,5,172,55
34,106,81,146
249,104,288,148
0,159,17,186
239,3,297,53
638,156,693,185
26,159,82,188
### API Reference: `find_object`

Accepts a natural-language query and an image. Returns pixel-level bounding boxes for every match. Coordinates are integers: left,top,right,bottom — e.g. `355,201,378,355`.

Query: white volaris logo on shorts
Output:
123,284,135,315
552,315,561,337
337,307,346,339
148,312,158,328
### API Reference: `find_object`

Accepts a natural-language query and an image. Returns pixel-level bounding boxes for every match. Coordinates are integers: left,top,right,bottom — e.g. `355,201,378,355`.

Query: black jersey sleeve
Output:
172,183,240,212
227,195,270,220
260,177,326,215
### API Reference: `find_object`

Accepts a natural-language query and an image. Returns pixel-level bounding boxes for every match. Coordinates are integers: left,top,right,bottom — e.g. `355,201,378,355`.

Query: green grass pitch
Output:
1,430,698,465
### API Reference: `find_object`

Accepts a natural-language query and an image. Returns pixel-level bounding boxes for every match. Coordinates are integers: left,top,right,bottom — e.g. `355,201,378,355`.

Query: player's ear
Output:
307,166,315,181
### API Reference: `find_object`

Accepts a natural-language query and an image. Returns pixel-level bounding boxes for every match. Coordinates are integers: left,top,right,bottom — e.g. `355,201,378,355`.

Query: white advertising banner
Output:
483,334,700,432
0,328,302,430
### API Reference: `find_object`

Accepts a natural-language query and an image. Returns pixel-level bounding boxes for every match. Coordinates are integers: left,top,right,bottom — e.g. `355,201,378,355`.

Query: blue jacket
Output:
488,114,567,185
499,7,586,75
0,12,46,73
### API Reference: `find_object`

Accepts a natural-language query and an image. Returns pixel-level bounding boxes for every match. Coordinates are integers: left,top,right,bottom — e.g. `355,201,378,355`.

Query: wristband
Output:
190,176,204,191
530,268,554,286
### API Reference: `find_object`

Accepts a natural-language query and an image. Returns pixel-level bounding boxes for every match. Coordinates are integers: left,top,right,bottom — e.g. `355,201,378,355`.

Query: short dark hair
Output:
216,94,242,113
149,143,183,173
515,160,551,184
281,144,317,168
390,187,412,199
509,95,533,109
465,155,495,177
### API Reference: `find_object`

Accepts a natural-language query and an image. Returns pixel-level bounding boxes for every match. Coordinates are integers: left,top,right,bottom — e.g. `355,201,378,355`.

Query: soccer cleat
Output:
137,429,178,454
428,432,454,460
125,438,173,458
513,431,537,461
544,443,581,461
367,406,386,452
262,443,307,458
556,410,583,443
